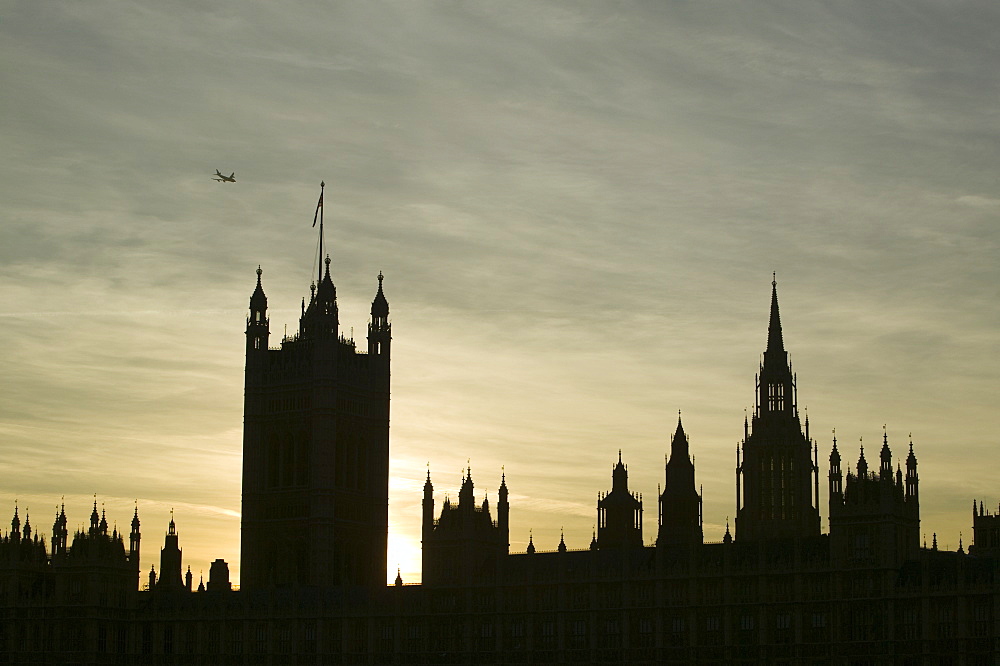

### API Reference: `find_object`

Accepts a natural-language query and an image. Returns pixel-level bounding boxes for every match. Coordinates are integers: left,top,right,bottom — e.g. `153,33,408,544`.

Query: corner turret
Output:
246,266,269,354
368,272,391,357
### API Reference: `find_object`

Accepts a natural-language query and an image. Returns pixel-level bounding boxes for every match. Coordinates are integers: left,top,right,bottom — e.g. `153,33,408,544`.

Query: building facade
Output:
1,255,998,665
241,259,391,589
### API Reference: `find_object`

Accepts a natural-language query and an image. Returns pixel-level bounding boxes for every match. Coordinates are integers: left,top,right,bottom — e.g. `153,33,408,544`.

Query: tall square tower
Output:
241,259,390,588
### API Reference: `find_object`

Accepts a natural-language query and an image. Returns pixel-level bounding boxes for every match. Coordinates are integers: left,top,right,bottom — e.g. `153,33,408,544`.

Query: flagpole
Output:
317,181,325,284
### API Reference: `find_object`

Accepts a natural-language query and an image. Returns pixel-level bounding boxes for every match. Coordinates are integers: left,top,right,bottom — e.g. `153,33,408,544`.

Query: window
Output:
768,383,785,411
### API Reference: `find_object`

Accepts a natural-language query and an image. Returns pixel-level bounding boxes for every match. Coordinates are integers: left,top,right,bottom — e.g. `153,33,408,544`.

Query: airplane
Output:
213,170,236,183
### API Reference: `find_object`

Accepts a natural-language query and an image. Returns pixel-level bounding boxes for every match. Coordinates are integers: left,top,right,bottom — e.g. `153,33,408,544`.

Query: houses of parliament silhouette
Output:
2,229,1000,665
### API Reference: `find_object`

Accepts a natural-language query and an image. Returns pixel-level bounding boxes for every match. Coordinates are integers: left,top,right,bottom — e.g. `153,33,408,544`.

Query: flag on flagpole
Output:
312,187,324,227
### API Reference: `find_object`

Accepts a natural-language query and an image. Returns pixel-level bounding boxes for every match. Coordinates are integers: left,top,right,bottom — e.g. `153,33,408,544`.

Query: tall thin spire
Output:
767,274,784,353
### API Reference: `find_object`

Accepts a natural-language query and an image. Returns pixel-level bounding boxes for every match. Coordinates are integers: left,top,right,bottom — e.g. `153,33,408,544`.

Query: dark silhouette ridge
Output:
2,219,997,662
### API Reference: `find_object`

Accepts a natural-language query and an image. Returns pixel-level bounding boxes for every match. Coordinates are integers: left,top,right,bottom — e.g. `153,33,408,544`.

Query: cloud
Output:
2,0,999,583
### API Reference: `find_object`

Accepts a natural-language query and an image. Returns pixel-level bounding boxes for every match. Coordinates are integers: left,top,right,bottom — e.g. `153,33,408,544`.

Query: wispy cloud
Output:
2,0,999,583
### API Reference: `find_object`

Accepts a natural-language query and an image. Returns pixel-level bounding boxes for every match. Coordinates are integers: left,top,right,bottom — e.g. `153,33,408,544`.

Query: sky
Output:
1,1,998,586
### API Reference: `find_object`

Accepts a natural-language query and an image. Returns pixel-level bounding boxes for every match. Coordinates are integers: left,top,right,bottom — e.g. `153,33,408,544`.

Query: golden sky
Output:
2,2,999,585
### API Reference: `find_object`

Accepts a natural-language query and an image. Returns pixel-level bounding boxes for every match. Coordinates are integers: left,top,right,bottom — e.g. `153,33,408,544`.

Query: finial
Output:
256,265,262,279
772,271,776,286
320,180,325,188
378,271,383,285
325,254,331,267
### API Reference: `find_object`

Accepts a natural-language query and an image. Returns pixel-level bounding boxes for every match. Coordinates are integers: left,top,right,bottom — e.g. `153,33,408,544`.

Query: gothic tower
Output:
421,468,507,586
129,504,141,587
597,452,643,549
657,415,703,547
736,279,820,541
829,432,920,566
241,253,391,589
157,514,183,591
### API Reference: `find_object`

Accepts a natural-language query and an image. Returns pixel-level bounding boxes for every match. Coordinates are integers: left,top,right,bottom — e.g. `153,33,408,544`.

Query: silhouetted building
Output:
828,432,920,568
2,239,999,664
736,278,821,542
971,500,1000,557
421,467,509,586
596,452,643,549
657,416,703,547
156,515,183,591
241,260,390,589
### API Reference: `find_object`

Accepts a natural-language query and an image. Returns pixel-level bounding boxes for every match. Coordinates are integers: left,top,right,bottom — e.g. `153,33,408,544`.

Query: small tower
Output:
10,504,20,543
156,513,184,591
498,470,510,556
129,503,141,585
246,266,269,355
299,256,339,339
879,429,892,479
829,432,920,567
829,435,843,498
367,271,391,357
421,467,507,586
89,500,100,537
971,499,1000,557
905,437,918,501
657,415,703,547
51,503,68,558
597,452,643,549
207,559,232,592
421,468,434,578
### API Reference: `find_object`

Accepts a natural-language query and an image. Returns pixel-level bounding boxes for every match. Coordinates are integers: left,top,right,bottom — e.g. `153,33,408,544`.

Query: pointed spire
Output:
394,567,403,586
670,412,690,462
526,531,535,554
766,273,785,353
90,497,100,534
558,528,567,553
371,271,389,317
